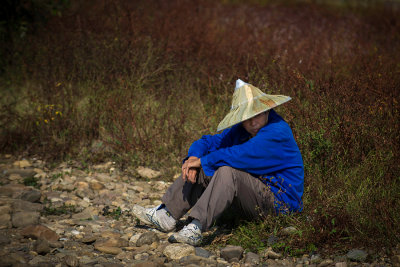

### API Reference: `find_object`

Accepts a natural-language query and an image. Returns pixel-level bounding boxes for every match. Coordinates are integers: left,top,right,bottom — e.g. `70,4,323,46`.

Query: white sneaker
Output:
131,204,176,232
168,222,203,246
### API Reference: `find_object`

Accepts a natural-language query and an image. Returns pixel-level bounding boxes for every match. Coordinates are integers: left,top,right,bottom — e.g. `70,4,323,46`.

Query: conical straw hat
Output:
217,79,291,132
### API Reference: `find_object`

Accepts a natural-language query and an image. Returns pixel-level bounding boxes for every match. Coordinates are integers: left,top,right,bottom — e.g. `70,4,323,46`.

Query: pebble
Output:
11,211,40,228
163,243,195,260
0,156,391,267
136,166,161,179
136,231,159,246
220,245,244,262
21,224,60,242
347,249,368,262
95,246,123,255
245,252,260,265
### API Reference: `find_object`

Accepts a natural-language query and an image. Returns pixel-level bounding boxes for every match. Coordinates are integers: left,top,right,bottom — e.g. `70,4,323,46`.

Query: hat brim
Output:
217,94,291,132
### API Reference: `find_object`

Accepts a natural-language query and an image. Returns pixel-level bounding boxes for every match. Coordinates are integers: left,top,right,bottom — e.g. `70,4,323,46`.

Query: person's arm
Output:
200,123,302,176
182,126,242,183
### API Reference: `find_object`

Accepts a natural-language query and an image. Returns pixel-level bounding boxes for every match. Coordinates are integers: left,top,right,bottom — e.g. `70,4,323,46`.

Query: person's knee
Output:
215,166,235,177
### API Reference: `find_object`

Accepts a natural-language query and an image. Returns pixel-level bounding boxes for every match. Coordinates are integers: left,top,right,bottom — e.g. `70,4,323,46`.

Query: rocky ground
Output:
0,155,399,267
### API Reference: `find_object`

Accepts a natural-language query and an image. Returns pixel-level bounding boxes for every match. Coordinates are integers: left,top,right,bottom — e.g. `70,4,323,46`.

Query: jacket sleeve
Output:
187,127,235,158
200,123,299,176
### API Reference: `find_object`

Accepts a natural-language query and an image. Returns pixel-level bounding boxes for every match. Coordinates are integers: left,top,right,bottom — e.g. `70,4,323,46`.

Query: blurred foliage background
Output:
1,0,399,254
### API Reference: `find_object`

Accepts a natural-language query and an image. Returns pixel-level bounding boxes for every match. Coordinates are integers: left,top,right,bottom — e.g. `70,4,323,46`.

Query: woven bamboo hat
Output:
217,79,291,132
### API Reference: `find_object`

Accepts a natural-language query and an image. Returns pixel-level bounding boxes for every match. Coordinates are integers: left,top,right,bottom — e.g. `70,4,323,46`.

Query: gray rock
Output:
245,252,260,265
220,245,244,262
11,211,40,228
20,189,41,202
136,232,159,247
347,249,368,262
195,247,212,258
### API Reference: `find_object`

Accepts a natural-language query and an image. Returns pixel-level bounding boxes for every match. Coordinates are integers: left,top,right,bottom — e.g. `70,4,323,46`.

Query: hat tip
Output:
235,79,247,90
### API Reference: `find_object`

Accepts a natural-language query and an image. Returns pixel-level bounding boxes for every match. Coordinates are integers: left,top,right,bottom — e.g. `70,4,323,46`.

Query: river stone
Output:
136,232,159,246
94,237,129,248
179,254,213,265
12,211,40,228
245,252,260,265
89,180,105,191
347,249,368,262
391,255,400,267
0,234,11,245
281,226,298,235
21,224,60,242
2,252,27,265
311,254,322,263
335,262,348,267
195,247,212,258
12,199,43,212
163,243,195,260
93,162,113,170
95,246,123,255
13,160,31,168
9,173,22,181
220,245,244,262
262,247,282,260
29,255,47,265
136,166,161,179
72,207,97,220
133,261,163,267
319,259,334,267
5,168,36,178
33,239,51,255
64,255,79,267
0,213,11,229
20,189,41,203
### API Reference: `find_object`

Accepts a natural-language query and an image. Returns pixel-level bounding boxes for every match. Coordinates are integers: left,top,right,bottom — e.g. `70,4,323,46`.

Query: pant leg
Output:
189,166,275,231
161,169,211,220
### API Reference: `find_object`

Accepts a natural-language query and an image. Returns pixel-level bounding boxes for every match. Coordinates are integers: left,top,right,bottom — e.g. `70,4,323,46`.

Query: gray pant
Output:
161,166,275,231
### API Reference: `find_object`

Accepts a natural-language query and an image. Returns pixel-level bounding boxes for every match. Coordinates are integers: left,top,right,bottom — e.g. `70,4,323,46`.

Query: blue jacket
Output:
187,110,304,213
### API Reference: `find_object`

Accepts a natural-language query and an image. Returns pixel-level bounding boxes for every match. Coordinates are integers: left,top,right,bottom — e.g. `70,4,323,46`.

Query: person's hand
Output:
182,156,201,184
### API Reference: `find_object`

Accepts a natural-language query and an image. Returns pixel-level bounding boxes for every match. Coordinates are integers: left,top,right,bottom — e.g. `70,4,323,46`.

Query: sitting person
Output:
132,79,304,246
